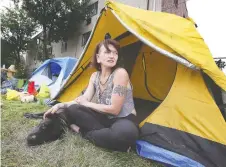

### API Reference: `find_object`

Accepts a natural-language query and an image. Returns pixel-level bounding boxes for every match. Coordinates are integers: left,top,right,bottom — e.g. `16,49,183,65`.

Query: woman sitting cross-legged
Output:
27,39,139,152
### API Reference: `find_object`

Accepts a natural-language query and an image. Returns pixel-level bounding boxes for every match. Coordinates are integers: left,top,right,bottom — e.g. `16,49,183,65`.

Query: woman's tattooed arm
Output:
113,85,127,97
81,69,129,116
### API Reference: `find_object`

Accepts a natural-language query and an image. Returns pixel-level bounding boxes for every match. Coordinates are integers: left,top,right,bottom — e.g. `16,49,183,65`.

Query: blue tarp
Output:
136,140,204,167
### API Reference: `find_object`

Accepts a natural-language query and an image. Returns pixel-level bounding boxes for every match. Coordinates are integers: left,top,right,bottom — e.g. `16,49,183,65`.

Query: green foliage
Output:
22,0,90,59
23,0,89,42
1,5,37,64
36,42,54,61
1,39,15,67
215,59,226,70
14,63,28,78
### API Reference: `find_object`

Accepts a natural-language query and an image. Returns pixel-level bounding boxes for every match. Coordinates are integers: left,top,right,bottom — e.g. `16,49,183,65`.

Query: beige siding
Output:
148,0,162,11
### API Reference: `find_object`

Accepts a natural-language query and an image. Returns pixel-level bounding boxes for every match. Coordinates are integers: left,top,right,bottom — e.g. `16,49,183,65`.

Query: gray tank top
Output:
94,70,135,119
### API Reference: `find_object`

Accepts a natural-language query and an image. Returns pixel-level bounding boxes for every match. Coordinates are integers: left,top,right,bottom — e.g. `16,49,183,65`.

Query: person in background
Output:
1,65,18,94
1,69,7,84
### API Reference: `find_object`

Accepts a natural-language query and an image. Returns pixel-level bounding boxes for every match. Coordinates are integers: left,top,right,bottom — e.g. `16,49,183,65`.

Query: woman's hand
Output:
43,103,66,119
75,96,88,106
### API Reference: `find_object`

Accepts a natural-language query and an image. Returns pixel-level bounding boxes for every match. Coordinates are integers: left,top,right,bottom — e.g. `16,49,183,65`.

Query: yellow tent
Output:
54,1,226,166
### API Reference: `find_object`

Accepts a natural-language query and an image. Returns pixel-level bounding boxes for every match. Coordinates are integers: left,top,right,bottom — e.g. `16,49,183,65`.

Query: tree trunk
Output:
16,50,21,63
43,25,48,60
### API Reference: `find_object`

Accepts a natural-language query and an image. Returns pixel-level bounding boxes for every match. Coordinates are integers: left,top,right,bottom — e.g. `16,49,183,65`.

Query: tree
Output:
1,39,15,67
22,0,89,59
1,6,37,64
215,59,226,70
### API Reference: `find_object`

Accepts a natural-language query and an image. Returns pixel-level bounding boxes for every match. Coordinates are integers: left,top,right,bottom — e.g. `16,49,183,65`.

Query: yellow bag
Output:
36,84,50,98
6,89,20,100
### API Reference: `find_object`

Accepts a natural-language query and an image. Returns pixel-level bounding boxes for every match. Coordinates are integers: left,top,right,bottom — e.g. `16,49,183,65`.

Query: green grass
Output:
1,98,163,167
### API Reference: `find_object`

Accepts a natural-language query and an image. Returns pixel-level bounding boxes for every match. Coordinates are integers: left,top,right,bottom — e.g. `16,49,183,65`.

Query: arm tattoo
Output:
113,85,127,97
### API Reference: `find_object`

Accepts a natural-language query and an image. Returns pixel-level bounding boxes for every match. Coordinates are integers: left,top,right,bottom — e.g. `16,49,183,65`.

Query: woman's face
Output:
97,44,118,69
7,71,14,78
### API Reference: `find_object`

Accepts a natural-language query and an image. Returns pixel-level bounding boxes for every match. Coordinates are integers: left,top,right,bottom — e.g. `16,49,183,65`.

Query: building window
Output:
61,41,67,53
47,46,52,55
82,31,91,46
86,1,98,18
36,38,40,45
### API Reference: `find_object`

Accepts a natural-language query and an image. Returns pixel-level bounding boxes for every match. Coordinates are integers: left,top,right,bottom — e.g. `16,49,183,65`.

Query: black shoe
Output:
24,112,44,119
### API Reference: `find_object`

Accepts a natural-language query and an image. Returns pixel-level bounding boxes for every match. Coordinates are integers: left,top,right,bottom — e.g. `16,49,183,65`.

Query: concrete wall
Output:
147,0,162,11
162,0,188,17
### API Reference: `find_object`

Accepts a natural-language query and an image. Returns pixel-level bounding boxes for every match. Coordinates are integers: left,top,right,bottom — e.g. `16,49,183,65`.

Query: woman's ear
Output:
96,54,100,63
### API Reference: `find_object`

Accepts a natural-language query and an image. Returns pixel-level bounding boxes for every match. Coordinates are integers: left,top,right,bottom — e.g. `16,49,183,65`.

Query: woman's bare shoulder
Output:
90,71,98,82
114,68,129,81
114,68,129,77
92,71,98,77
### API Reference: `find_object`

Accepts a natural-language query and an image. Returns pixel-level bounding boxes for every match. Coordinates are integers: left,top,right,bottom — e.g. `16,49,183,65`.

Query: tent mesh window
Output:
203,73,226,120
41,65,52,80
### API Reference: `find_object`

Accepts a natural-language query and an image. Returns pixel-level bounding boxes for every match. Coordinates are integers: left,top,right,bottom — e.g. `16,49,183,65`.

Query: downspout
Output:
147,0,157,11
147,0,150,10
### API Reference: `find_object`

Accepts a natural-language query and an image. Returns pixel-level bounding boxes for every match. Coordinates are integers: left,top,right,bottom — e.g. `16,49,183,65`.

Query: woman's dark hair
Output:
91,39,120,71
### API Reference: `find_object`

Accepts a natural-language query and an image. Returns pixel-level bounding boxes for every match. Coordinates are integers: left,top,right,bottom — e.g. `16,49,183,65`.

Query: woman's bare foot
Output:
70,124,80,133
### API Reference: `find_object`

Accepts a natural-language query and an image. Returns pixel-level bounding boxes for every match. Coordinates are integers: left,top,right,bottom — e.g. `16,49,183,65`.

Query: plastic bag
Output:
20,95,35,103
6,89,20,100
28,81,37,95
36,84,50,98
